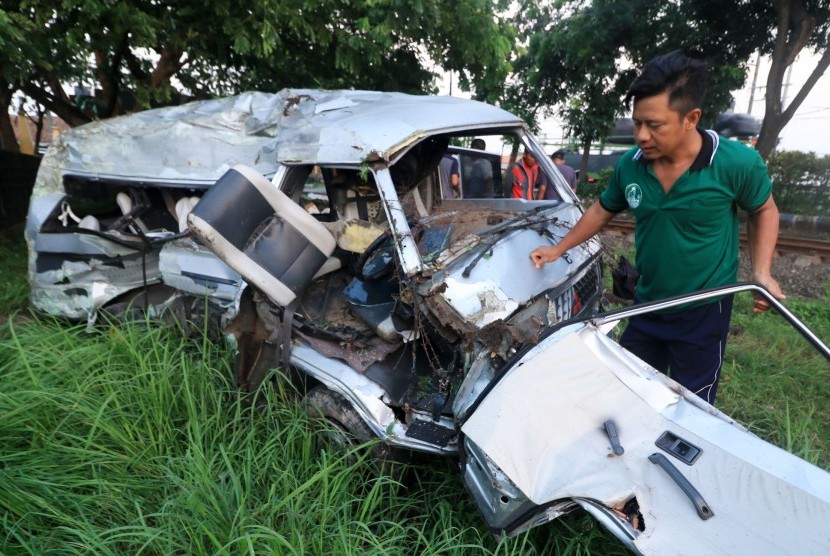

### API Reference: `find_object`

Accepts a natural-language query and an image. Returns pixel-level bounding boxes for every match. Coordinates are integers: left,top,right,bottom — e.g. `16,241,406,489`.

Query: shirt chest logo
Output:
625,183,643,209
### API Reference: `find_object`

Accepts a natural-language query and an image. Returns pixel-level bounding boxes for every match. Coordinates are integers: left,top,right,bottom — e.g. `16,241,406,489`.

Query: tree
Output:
0,0,512,152
504,0,753,179
766,150,830,214
754,0,830,158
512,1,637,180
507,0,829,161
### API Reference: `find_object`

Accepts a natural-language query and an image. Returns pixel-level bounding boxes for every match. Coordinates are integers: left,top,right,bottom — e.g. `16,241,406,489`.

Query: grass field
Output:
1,234,828,554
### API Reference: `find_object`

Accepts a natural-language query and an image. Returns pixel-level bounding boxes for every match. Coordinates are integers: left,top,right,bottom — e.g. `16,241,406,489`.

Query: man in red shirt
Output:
511,150,542,200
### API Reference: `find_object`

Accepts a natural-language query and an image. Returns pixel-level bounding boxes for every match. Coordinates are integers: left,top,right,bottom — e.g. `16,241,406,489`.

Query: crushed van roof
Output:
44,89,524,186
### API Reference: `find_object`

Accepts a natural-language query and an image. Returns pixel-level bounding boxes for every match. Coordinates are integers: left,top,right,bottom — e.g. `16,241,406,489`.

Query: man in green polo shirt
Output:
530,51,784,405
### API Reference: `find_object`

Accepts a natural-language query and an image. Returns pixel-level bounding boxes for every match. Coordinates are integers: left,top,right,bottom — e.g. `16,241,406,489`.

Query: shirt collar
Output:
633,128,719,172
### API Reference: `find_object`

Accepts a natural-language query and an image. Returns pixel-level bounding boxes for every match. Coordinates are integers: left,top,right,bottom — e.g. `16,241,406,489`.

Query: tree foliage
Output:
0,0,512,151
766,150,830,215
507,0,829,163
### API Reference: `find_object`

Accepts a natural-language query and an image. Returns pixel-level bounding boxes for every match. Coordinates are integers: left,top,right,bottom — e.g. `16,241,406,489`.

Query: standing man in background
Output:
467,138,494,198
439,153,460,199
551,149,577,192
511,149,542,200
537,149,577,199
530,51,784,405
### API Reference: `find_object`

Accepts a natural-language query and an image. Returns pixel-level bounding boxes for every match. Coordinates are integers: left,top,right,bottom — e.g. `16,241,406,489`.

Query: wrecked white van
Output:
26,89,603,443
25,90,830,554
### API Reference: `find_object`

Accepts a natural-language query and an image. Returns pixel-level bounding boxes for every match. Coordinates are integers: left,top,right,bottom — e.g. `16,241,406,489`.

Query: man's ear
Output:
685,108,702,129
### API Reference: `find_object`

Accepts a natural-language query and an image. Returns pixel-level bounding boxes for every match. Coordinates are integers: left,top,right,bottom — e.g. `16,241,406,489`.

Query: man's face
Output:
632,92,699,160
522,151,536,166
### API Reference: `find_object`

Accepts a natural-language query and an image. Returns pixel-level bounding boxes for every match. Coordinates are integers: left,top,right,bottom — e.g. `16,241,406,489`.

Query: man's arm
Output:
530,201,615,268
536,183,546,200
510,165,522,198
746,195,786,312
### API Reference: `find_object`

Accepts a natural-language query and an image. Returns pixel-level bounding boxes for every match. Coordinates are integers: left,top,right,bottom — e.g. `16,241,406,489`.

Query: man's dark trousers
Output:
620,295,734,405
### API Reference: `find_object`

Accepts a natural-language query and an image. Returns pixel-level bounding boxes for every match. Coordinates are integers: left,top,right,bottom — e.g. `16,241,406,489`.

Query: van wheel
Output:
301,386,409,476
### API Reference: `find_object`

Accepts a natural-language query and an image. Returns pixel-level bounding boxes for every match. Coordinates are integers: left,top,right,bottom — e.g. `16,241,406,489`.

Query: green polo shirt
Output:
600,129,772,305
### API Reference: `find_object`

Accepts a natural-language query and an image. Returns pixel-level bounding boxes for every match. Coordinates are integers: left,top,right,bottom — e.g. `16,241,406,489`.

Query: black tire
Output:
301,386,409,476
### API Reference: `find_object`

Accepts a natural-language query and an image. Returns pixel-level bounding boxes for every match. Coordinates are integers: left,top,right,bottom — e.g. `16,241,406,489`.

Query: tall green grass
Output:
1,234,827,553
0,317,628,554
719,292,830,469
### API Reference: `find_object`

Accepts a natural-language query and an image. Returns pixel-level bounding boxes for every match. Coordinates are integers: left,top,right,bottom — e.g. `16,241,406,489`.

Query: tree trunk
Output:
755,114,784,158
579,138,592,184
20,82,89,128
755,0,829,159
0,113,19,153
150,48,184,88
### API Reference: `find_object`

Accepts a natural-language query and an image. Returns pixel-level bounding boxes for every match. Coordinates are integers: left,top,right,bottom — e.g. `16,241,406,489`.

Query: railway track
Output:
604,219,830,262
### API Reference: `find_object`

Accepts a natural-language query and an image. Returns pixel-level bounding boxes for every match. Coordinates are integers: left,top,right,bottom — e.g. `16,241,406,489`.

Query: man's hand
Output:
746,197,783,313
530,245,560,269
529,201,615,270
749,271,786,313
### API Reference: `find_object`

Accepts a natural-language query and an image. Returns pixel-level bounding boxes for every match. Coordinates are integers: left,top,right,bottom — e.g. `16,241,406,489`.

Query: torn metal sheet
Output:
31,90,522,195
273,89,523,164
296,330,401,373
48,92,284,186
442,277,518,327
463,327,830,554
30,254,162,321
158,239,241,300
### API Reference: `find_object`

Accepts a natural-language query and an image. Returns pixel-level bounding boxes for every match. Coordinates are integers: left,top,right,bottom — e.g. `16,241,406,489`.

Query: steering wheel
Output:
356,231,396,281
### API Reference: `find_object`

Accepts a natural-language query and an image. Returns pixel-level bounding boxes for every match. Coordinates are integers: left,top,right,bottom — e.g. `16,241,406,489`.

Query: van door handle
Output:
603,420,624,455
649,452,714,520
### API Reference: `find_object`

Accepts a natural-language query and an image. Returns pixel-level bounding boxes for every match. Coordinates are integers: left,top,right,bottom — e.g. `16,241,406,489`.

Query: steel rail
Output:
604,219,830,258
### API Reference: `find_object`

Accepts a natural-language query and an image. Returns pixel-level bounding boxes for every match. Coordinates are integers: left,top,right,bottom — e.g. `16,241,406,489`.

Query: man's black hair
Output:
471,138,486,150
624,50,709,115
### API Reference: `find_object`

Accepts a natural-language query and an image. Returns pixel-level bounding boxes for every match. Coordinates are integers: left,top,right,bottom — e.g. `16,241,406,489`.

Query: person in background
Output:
467,138,494,198
552,149,577,194
529,50,784,406
511,149,542,200
439,153,460,198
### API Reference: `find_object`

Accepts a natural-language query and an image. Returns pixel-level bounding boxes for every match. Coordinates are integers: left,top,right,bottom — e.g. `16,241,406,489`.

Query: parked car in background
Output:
25,90,830,554
713,112,763,141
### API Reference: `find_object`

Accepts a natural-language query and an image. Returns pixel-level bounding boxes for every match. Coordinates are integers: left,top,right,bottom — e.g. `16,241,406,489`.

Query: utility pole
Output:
782,63,795,109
